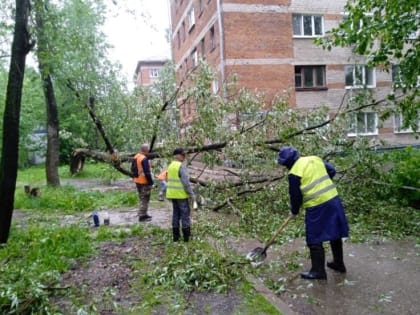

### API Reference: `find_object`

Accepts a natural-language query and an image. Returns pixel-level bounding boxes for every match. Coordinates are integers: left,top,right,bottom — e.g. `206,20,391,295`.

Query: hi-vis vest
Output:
290,156,338,208
133,153,151,184
166,161,188,199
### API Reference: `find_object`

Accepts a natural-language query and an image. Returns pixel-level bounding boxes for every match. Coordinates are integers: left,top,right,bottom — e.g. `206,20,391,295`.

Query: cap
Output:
278,146,299,168
173,147,186,155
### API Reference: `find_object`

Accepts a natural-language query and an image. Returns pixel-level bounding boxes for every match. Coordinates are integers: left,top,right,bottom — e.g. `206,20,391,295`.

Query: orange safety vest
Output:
133,153,151,184
157,170,167,181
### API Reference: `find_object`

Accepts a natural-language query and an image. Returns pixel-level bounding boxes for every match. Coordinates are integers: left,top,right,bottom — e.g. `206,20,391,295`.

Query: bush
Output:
381,147,420,207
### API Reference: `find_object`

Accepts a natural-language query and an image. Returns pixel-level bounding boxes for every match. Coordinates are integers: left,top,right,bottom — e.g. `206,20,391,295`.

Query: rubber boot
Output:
182,227,191,242
173,227,180,242
301,243,327,280
327,239,346,273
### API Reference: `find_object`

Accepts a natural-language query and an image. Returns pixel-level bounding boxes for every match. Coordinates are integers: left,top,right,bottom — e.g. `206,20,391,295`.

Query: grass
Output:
235,281,282,315
15,163,138,213
0,225,94,314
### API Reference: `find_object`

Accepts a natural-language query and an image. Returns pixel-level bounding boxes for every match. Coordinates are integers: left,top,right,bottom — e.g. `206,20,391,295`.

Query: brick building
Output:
134,60,167,87
169,0,417,145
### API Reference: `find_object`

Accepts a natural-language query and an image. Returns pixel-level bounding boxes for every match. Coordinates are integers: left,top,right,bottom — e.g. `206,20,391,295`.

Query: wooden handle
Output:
263,215,294,250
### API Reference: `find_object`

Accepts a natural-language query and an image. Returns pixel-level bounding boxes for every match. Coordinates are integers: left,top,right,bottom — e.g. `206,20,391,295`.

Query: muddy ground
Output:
13,177,420,315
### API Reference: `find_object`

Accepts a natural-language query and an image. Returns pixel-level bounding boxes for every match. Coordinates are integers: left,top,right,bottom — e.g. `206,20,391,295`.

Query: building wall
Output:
134,61,166,87
169,0,418,145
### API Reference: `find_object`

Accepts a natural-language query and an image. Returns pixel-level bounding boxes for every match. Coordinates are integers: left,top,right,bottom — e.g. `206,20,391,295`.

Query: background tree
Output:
0,0,32,243
34,0,61,185
318,0,419,130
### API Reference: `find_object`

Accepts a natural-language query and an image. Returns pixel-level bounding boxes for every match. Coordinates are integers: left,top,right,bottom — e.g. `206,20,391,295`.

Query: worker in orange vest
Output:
132,144,154,222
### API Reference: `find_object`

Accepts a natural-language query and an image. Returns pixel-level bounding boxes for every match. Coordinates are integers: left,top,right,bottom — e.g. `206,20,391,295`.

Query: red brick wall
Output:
223,12,293,59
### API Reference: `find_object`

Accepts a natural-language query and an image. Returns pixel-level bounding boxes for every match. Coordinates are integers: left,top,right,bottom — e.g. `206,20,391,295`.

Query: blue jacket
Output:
287,158,349,244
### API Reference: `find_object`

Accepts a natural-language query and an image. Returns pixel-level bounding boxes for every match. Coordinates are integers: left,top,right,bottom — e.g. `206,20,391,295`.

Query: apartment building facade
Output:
134,60,167,87
169,0,418,146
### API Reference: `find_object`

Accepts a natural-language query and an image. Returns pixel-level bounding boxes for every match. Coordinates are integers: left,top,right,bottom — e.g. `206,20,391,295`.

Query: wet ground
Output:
232,237,419,315
14,176,420,314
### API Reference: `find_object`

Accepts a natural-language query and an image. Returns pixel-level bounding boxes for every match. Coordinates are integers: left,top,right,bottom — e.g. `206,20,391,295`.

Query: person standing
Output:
132,144,154,222
166,148,195,242
278,146,349,280
157,169,168,201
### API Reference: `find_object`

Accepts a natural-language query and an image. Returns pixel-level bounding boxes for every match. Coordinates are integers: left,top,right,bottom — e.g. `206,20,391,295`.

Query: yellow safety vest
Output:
289,156,338,208
166,161,188,199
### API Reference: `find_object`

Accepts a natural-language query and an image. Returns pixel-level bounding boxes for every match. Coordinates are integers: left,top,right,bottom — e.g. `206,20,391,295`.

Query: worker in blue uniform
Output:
278,146,349,280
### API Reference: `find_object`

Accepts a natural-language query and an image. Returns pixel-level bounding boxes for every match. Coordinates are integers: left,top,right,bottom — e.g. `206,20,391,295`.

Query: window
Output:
200,37,205,58
198,0,203,14
295,66,326,89
191,48,198,67
182,21,186,41
210,26,215,50
347,112,377,136
345,65,375,88
394,114,418,133
212,79,218,94
392,64,403,88
343,12,372,31
177,30,180,49
149,68,159,78
188,7,195,30
293,14,323,37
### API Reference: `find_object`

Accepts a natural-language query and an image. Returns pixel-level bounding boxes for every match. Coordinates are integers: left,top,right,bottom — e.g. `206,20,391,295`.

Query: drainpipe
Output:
216,0,226,98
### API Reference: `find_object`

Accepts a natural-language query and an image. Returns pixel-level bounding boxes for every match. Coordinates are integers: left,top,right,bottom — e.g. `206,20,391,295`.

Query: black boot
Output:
173,227,180,242
327,239,346,273
301,243,327,280
182,227,191,242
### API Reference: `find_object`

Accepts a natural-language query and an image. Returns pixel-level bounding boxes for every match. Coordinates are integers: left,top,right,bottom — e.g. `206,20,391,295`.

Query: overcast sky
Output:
103,0,171,82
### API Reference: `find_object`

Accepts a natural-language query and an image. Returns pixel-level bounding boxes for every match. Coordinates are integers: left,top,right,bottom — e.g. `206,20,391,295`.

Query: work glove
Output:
192,196,198,210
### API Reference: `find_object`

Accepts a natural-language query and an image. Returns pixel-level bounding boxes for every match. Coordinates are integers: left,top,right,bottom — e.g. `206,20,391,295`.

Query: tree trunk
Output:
43,73,60,186
35,0,60,186
0,0,31,244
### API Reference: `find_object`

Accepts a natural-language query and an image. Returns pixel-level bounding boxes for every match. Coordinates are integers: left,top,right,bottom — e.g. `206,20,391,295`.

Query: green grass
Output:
0,225,94,314
235,281,282,315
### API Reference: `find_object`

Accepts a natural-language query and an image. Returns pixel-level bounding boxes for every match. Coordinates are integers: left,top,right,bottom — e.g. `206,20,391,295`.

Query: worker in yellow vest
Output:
166,148,195,242
278,146,349,280
132,144,154,222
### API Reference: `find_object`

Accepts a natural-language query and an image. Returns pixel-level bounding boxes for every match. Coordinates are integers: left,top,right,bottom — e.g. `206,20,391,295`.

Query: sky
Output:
103,0,172,82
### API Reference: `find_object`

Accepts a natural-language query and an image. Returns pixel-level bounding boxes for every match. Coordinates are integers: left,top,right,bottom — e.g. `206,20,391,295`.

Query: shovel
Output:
246,214,294,264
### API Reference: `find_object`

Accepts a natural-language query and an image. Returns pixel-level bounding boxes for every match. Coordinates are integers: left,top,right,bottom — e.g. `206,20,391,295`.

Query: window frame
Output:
191,48,198,67
295,65,327,90
292,14,324,38
345,65,376,89
347,112,378,136
188,7,195,31
394,113,419,134
209,25,215,51
149,68,160,78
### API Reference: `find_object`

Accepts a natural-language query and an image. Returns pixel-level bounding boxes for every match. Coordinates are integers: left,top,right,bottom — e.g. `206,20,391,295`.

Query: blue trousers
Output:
171,199,191,229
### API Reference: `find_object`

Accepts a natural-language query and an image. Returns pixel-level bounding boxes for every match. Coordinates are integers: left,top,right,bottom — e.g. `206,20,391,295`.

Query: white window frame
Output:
347,112,378,136
342,12,373,31
188,7,195,30
212,79,218,94
394,114,418,134
345,65,376,89
149,68,160,78
292,14,324,38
